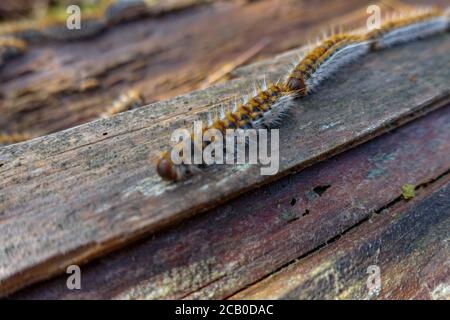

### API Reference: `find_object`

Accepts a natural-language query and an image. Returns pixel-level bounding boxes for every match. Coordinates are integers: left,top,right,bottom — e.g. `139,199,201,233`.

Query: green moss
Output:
401,184,415,200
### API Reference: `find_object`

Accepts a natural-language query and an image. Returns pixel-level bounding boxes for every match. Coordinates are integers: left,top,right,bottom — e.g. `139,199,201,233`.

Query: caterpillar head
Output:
156,151,179,181
156,150,195,182
128,90,145,110
285,74,307,96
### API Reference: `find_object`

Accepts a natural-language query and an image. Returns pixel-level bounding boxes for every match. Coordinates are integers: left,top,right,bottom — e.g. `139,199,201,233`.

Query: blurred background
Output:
0,0,447,143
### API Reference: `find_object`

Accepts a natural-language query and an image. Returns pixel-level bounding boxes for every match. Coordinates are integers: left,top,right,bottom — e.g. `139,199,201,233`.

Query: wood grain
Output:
231,175,450,300
1,33,450,297
10,101,450,300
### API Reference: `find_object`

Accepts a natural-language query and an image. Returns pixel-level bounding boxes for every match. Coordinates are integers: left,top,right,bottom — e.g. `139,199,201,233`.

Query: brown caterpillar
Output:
0,0,149,41
0,0,152,67
0,37,27,65
0,20,42,41
156,6,450,182
286,33,370,94
100,89,145,118
156,83,296,181
0,132,33,146
367,7,449,49
156,33,370,181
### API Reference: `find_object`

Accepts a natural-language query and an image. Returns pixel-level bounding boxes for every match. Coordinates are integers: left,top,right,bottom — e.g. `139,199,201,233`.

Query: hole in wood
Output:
302,209,310,217
103,132,108,136
313,184,331,196
290,198,296,206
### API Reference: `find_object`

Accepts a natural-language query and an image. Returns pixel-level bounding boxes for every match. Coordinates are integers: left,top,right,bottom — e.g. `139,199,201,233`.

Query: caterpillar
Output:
0,132,33,146
367,8,449,49
0,0,148,67
156,6,450,182
0,37,27,66
0,0,145,41
0,20,42,41
100,89,145,118
286,33,370,94
156,83,297,181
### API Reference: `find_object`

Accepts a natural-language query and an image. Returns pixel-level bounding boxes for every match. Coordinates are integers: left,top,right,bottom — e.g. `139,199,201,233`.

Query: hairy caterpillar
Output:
156,32,370,181
0,0,148,68
0,0,164,68
100,89,145,118
0,37,27,65
367,8,449,49
0,0,147,41
0,20,42,41
286,33,370,94
156,6,450,182
156,83,297,181
0,132,33,146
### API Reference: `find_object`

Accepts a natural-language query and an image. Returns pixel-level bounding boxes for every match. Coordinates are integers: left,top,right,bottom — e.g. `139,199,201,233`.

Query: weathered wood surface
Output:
1,0,440,136
1,32,450,297
232,176,450,300
10,102,450,299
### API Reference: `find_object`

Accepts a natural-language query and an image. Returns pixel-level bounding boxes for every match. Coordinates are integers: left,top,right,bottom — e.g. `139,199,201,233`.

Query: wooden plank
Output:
1,31,450,297
231,176,450,300
0,0,408,135
9,104,450,299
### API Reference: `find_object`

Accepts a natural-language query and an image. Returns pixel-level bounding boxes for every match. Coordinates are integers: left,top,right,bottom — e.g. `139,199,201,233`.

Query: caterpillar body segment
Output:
156,83,297,181
309,41,369,91
0,37,27,51
0,133,33,146
157,148,204,182
367,8,448,49
100,89,145,118
0,37,27,65
252,93,298,128
215,84,292,131
0,20,42,41
286,34,370,94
